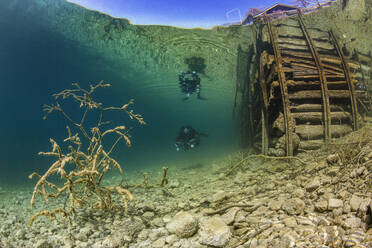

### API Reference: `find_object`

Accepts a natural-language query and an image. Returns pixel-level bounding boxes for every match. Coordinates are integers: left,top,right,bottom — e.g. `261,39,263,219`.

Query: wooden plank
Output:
289,90,351,99
329,29,358,130
276,24,329,40
293,74,346,80
296,124,352,140
280,57,345,73
298,10,330,144
259,52,270,155
278,36,335,50
282,63,346,76
266,15,294,156
290,104,348,112
292,111,351,122
279,50,359,69
299,139,324,150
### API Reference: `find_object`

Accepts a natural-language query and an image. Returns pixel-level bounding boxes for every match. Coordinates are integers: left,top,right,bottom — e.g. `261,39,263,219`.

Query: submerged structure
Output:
237,3,372,156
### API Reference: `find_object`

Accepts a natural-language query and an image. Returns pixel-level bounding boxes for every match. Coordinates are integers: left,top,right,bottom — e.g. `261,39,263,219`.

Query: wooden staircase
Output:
258,10,369,156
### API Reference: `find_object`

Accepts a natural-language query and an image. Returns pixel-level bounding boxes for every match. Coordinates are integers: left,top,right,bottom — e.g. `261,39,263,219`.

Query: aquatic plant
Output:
29,81,145,226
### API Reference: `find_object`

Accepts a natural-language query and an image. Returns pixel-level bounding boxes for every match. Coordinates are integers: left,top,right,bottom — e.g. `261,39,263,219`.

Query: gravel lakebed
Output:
0,127,371,248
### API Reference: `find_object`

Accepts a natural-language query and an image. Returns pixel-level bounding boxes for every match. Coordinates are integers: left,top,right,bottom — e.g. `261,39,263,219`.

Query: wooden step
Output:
276,24,328,40
278,36,335,50
279,50,359,69
282,65,346,76
299,139,324,150
293,74,346,80
271,80,357,88
296,124,352,140
278,42,335,54
291,111,351,122
289,90,366,99
290,104,349,112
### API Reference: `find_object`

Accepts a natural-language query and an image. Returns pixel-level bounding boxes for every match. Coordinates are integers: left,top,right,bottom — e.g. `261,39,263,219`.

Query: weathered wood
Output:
278,42,336,54
299,139,324,150
271,80,357,94
290,104,348,112
281,57,345,73
278,36,335,50
289,90,352,99
297,10,331,143
259,52,270,155
279,50,359,69
329,29,358,130
282,64,346,76
276,24,329,40
296,124,352,140
289,90,368,100
293,74,346,80
266,15,294,156
292,111,351,122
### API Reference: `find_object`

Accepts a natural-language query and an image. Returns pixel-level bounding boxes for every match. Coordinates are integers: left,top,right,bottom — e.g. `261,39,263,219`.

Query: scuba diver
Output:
174,126,207,151
178,71,205,101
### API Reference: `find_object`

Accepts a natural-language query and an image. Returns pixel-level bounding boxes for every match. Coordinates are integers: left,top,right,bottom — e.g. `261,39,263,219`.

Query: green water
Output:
0,0,239,188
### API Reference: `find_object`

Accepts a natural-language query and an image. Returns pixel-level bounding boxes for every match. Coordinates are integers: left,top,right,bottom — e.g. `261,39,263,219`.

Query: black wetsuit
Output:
178,71,201,100
175,126,200,151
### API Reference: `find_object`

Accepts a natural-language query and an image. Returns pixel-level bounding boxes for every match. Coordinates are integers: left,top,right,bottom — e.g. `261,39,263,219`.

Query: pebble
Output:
166,211,198,238
198,216,232,247
328,199,344,210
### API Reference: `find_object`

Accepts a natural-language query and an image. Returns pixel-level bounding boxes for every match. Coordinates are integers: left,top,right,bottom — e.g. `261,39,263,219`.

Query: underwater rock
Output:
344,217,362,229
165,234,177,245
152,237,166,248
315,200,328,213
326,154,340,165
166,211,198,238
281,198,305,215
305,178,321,192
220,207,240,225
198,216,232,247
148,227,168,241
268,199,282,211
328,198,344,210
34,239,52,248
349,195,364,212
168,179,180,188
343,0,366,21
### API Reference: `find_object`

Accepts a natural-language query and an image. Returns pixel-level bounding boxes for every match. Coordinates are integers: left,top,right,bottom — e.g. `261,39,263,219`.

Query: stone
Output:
327,154,340,165
283,217,297,228
328,199,343,210
151,217,164,227
344,217,361,229
281,198,305,215
326,167,339,176
349,195,363,212
35,240,52,248
152,237,166,248
165,234,177,245
279,233,295,248
315,200,328,213
169,179,180,188
221,207,240,225
305,178,321,192
359,198,371,213
211,190,232,203
143,211,155,219
166,211,198,238
148,227,168,241
198,216,232,247
344,0,366,21
268,199,282,210
293,188,305,198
